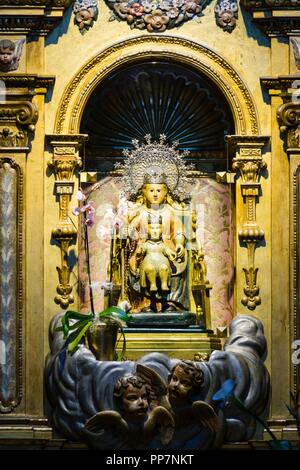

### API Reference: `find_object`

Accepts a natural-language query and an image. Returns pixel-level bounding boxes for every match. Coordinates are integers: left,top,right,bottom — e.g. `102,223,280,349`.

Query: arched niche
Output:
80,60,235,173
51,36,262,330
54,35,260,138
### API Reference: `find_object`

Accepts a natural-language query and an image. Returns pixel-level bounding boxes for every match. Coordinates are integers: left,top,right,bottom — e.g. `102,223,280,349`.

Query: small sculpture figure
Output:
113,136,199,314
166,360,220,448
0,128,26,147
0,39,25,73
291,38,300,70
84,366,174,449
0,128,14,147
132,215,177,312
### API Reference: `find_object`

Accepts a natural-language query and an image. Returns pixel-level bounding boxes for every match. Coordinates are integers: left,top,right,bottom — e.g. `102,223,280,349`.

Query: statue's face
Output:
142,183,168,206
122,384,148,422
168,366,195,406
148,223,162,241
0,48,14,64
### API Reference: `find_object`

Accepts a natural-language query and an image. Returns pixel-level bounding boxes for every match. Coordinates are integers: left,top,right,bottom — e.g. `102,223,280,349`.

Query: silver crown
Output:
115,134,193,200
143,168,167,185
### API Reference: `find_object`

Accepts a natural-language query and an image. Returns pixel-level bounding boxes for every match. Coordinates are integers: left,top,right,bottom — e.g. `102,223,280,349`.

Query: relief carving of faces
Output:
168,365,196,406
121,383,149,423
0,39,25,73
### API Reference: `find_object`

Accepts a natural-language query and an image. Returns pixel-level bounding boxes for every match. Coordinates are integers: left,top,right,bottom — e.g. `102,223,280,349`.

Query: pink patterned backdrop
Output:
78,176,233,329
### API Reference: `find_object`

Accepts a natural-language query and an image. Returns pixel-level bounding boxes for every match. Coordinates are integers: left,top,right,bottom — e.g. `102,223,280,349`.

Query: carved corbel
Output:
228,136,269,310
48,134,88,309
261,75,300,150
277,101,300,150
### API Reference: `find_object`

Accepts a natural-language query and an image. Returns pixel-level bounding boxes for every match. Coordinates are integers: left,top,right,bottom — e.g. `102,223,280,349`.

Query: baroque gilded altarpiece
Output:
0,0,299,445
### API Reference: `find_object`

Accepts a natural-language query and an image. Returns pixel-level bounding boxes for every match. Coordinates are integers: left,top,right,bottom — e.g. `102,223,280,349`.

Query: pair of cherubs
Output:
84,360,219,449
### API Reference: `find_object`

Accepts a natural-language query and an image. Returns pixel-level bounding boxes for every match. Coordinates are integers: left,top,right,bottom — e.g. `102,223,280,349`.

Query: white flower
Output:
118,299,131,312
76,189,87,201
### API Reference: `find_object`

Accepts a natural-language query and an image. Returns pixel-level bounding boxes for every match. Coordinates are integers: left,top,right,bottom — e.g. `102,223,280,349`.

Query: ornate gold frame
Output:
50,35,267,312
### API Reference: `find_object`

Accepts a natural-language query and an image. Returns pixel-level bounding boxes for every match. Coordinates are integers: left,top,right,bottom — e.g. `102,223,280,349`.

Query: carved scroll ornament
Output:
229,136,269,310
0,101,38,149
277,101,300,149
48,135,87,309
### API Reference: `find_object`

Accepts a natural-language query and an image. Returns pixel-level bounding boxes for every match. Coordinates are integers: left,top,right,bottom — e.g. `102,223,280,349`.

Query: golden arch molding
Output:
54,35,260,136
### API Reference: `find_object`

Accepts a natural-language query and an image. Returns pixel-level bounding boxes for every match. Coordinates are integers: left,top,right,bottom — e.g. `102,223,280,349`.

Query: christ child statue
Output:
135,215,177,312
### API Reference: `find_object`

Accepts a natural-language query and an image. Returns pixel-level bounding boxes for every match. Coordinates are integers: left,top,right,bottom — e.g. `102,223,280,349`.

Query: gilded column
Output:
48,135,88,309
227,136,269,310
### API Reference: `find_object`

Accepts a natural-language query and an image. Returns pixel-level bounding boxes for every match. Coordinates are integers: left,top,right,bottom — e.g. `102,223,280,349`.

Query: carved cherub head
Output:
0,39,25,73
114,374,150,423
84,365,174,448
168,360,204,407
0,40,15,64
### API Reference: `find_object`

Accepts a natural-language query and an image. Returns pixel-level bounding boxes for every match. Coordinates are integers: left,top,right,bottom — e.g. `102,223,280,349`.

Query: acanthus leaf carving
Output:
277,101,300,149
242,265,261,310
47,134,88,309
228,135,269,311
0,39,25,73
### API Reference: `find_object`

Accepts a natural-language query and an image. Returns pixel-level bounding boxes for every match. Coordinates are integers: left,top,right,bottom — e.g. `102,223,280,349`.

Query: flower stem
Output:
234,396,277,441
83,213,95,317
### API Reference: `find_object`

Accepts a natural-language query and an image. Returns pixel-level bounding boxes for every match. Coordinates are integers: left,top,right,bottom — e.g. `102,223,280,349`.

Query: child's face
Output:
143,183,167,206
122,384,149,423
0,47,14,64
168,366,195,406
148,223,162,240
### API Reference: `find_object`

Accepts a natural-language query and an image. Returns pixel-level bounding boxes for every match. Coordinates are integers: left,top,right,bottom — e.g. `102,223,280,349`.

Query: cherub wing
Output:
14,39,25,61
192,401,220,433
143,405,175,446
136,363,171,411
291,38,300,69
84,410,128,435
